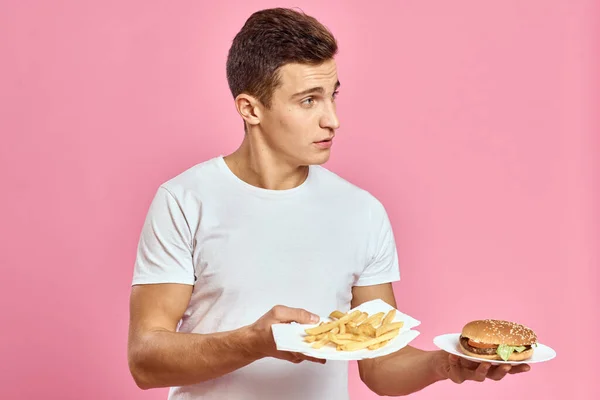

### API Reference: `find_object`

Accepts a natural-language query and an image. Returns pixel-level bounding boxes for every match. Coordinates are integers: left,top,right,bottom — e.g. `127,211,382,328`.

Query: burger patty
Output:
460,337,497,355
459,336,533,355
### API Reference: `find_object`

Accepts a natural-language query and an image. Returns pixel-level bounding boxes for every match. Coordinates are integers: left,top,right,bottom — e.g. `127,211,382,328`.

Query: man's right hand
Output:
247,305,327,365
129,284,326,389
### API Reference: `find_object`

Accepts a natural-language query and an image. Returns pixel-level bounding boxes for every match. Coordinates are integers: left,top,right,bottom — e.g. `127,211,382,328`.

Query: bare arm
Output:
127,283,323,390
353,284,530,396
352,284,446,396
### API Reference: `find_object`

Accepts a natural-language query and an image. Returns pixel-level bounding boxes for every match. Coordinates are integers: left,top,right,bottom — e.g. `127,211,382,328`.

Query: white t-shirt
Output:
132,156,400,400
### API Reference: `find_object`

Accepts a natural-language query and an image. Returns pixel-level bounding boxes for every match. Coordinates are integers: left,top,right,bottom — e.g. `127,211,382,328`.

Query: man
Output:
127,8,530,399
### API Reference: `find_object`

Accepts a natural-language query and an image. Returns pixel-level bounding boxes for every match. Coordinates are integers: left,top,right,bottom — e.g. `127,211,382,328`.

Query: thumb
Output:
272,306,320,324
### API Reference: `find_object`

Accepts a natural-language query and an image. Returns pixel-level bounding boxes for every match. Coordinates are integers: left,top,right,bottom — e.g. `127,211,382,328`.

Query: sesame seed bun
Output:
462,319,537,346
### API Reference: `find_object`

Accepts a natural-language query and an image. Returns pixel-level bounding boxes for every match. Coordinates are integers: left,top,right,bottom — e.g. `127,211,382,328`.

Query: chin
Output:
304,151,331,166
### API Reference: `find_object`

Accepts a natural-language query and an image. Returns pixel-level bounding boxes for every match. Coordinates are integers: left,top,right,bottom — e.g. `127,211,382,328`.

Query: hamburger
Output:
459,319,537,361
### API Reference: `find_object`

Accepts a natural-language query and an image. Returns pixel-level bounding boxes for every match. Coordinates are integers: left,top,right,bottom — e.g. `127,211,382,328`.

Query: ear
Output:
234,94,262,129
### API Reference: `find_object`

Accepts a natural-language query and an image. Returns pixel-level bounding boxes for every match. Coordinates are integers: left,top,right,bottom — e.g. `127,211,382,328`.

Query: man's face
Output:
258,59,340,166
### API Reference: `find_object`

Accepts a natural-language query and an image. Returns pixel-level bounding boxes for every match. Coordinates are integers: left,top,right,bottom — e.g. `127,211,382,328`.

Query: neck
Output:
223,134,309,190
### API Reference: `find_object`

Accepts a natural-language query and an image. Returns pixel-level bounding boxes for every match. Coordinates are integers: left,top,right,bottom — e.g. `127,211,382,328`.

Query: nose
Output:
320,100,340,131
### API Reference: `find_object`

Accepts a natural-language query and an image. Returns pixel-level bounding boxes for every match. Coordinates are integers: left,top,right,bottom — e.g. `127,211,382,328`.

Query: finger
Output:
448,364,466,384
448,354,461,366
279,352,303,364
458,357,481,370
472,362,491,382
508,364,531,374
297,354,327,364
290,353,306,364
447,355,466,384
450,354,481,373
272,305,319,324
447,354,467,384
487,365,511,381
284,352,326,365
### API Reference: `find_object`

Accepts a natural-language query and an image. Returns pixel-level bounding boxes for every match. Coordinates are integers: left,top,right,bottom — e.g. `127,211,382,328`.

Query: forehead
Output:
276,59,338,93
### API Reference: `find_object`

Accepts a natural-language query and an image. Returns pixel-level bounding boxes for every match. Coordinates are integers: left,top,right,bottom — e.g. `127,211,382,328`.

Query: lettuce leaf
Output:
496,344,527,361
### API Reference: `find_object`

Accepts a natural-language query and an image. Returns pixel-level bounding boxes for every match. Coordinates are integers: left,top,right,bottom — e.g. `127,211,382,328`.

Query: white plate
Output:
433,333,557,366
271,299,421,361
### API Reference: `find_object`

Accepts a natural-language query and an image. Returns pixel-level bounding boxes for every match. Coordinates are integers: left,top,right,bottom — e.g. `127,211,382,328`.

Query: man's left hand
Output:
438,352,531,383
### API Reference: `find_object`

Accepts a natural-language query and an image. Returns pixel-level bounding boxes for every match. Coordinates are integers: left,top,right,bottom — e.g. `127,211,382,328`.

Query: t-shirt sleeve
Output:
354,199,401,287
131,186,195,286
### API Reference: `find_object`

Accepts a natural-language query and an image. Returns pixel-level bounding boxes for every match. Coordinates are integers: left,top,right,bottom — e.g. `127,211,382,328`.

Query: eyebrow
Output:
291,81,341,99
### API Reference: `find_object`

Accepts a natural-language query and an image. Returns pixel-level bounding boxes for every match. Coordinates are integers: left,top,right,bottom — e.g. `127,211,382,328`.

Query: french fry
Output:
382,309,396,326
304,308,404,352
376,322,404,338
304,335,318,343
340,329,400,351
304,319,342,335
312,336,330,349
305,310,360,335
370,314,384,328
347,310,362,322
358,324,376,338
352,335,371,342
305,328,337,343
305,331,328,342
355,312,369,325
305,323,334,336
333,333,353,340
327,334,356,346
335,339,357,345
368,340,390,350
361,312,385,327
346,324,359,335
334,333,369,342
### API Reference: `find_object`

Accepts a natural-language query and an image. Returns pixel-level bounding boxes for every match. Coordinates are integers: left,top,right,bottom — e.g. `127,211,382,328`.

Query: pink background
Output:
1,0,598,399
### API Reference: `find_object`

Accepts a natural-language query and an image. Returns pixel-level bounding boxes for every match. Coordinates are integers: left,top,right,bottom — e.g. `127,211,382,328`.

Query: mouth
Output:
314,137,334,149
314,136,334,144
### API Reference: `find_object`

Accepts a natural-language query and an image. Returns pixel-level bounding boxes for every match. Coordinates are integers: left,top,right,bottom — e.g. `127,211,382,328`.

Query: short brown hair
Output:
226,8,338,109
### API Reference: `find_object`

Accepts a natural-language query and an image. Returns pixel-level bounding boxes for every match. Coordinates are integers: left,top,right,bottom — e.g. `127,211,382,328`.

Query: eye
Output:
301,97,315,107
332,90,340,100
